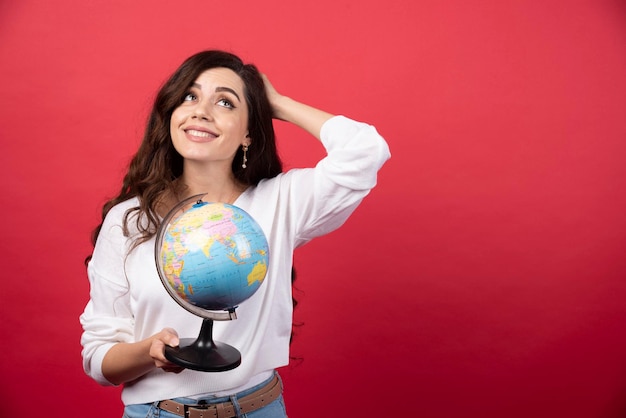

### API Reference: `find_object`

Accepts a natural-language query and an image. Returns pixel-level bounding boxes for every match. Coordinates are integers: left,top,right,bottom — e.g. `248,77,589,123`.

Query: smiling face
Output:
170,67,250,169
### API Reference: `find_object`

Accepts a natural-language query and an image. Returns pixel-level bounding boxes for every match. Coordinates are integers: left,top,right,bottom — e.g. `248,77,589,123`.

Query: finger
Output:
161,328,180,347
162,365,184,374
149,339,167,362
261,74,277,95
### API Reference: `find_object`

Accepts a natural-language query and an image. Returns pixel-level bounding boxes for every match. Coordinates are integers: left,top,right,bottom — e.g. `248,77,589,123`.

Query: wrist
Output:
271,95,295,121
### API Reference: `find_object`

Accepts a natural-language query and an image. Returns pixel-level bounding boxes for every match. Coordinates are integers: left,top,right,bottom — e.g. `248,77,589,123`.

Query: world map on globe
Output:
158,201,269,311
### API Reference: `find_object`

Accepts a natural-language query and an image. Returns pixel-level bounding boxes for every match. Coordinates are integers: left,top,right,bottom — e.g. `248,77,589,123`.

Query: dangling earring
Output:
242,144,249,169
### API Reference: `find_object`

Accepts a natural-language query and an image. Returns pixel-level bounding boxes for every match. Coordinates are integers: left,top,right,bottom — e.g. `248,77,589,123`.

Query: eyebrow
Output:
192,83,241,102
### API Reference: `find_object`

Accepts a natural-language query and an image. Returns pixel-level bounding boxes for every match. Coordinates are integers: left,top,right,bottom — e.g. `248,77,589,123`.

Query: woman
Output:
81,50,390,418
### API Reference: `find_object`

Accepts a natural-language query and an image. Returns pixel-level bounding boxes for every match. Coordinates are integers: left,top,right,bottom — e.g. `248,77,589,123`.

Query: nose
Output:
191,100,212,120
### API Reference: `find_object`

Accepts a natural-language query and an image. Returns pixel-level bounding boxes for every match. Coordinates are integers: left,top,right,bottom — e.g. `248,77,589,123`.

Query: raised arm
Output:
262,74,334,141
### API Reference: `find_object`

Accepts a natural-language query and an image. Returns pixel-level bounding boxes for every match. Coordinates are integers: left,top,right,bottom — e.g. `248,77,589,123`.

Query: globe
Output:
154,194,269,371
157,198,269,313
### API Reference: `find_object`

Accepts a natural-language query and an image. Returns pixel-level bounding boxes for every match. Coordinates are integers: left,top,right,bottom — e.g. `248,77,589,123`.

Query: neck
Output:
178,162,246,204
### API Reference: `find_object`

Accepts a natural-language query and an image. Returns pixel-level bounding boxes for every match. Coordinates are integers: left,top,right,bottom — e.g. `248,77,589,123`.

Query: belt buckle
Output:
183,402,211,417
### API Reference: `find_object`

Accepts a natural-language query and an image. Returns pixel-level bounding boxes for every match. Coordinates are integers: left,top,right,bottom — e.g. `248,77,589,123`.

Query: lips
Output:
186,129,213,138
183,126,218,141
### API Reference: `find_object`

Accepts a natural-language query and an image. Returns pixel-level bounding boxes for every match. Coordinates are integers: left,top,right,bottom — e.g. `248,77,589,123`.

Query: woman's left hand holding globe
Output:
101,328,184,385
149,328,185,374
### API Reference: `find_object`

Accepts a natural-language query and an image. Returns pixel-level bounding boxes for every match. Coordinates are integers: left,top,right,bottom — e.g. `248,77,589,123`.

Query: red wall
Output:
2,1,626,417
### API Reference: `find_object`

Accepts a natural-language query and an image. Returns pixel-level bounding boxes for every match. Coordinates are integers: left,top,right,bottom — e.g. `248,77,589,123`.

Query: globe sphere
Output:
156,199,269,314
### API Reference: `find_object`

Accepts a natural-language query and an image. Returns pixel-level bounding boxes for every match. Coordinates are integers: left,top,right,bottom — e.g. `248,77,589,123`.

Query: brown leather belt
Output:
158,374,282,418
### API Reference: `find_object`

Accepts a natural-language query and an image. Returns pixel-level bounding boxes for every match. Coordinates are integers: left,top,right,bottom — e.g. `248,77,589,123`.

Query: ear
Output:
243,133,251,147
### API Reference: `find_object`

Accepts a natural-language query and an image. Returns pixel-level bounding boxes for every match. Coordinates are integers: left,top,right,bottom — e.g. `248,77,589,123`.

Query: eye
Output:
217,98,235,109
183,92,197,102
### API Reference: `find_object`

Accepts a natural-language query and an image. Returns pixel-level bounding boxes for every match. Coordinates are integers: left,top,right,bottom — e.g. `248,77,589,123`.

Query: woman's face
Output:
170,67,250,168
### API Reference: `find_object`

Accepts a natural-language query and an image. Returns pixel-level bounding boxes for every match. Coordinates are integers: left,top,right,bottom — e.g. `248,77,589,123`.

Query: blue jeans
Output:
123,373,287,418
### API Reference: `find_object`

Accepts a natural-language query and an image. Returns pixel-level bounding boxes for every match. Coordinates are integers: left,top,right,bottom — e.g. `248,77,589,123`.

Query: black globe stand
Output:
164,318,241,372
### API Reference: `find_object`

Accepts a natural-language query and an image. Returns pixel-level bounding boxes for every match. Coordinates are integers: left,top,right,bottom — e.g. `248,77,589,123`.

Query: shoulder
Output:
103,197,141,224
239,170,311,203
257,169,311,190
97,197,142,240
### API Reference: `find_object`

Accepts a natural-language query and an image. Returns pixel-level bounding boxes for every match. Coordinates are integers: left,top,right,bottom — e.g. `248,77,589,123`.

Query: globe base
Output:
164,318,242,372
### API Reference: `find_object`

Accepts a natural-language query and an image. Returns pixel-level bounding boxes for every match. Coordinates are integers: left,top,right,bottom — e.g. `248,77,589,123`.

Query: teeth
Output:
187,129,212,137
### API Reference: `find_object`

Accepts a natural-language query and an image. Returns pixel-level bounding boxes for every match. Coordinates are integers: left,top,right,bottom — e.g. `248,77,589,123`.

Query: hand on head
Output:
261,74,285,120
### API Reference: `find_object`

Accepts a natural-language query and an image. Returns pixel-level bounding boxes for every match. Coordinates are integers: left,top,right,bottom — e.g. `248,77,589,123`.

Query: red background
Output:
2,1,626,417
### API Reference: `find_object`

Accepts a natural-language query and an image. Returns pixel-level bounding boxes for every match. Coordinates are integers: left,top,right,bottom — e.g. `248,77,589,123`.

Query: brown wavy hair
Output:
89,50,282,251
